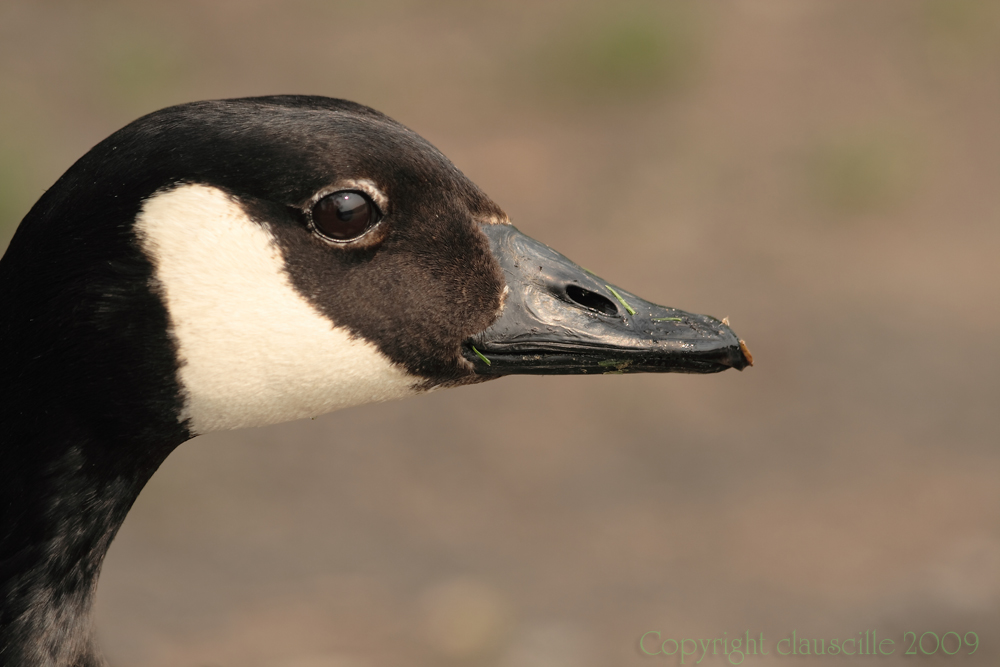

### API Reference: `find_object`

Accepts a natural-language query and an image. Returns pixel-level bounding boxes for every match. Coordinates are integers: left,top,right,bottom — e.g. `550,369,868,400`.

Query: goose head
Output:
0,96,749,666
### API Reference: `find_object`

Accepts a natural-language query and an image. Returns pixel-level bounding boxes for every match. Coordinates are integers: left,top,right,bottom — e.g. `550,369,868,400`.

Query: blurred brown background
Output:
2,1,998,665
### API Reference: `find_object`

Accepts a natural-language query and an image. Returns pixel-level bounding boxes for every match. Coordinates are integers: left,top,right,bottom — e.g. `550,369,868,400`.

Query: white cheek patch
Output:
134,184,421,435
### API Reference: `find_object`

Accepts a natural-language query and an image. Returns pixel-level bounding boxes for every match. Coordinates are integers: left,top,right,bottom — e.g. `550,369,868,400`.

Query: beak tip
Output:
738,339,754,368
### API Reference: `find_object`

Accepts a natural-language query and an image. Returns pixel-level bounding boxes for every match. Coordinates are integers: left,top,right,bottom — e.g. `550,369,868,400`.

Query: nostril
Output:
566,284,619,316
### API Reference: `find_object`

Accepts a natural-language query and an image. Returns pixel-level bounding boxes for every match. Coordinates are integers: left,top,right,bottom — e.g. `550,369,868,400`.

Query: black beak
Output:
463,224,752,376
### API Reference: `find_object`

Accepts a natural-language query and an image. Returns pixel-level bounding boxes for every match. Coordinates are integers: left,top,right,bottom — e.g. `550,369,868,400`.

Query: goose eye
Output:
312,191,379,241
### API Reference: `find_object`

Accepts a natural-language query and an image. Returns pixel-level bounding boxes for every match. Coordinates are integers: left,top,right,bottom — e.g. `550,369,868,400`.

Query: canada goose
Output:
0,96,750,666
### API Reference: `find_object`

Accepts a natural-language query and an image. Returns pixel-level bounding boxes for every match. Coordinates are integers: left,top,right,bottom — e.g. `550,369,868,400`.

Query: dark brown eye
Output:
312,191,379,241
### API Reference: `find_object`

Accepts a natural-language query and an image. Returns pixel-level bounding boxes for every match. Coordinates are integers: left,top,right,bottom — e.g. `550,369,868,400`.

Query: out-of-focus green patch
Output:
98,36,189,110
806,129,922,217
921,0,998,43
919,0,1000,72
527,2,705,102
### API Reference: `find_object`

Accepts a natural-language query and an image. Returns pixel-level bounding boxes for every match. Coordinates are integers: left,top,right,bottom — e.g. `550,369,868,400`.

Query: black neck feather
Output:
0,159,188,665
0,417,182,667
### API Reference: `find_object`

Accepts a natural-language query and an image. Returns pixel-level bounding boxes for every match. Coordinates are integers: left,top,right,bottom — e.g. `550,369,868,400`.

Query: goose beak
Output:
464,224,752,375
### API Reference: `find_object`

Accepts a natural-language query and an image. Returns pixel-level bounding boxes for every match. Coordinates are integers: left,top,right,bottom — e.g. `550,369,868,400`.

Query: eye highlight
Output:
311,190,380,241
